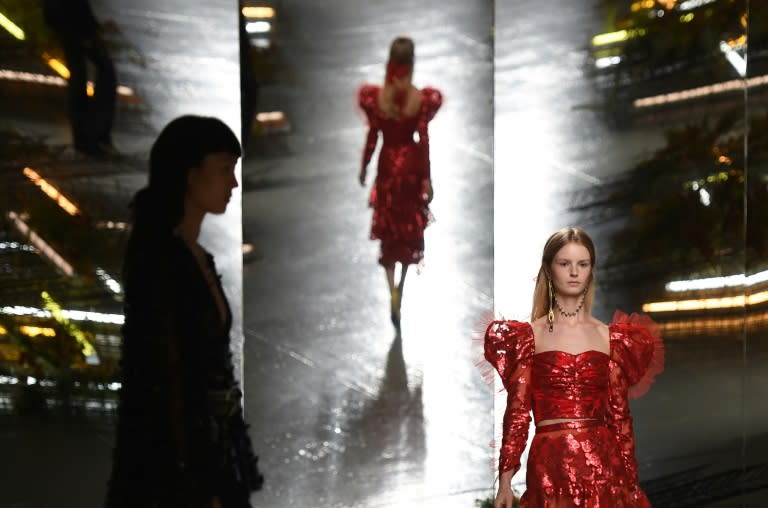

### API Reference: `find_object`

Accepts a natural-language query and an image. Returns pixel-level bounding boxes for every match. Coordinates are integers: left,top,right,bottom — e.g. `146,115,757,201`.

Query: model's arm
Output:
606,361,650,506
415,88,442,201
484,321,533,507
360,123,379,184
498,358,532,477
358,86,380,186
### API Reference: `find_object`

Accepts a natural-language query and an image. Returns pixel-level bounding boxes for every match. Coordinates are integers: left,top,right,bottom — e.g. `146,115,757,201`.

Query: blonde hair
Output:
389,36,414,67
531,227,597,321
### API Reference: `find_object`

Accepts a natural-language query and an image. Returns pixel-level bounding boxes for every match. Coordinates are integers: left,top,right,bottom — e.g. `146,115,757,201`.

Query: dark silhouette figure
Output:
105,116,263,508
239,1,259,150
42,0,117,155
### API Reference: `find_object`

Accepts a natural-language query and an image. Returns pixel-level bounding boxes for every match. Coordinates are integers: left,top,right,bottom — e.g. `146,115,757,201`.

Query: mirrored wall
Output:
495,0,765,505
0,0,242,506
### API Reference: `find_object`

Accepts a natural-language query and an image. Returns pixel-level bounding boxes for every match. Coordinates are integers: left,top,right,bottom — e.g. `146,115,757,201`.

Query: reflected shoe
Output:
390,288,401,328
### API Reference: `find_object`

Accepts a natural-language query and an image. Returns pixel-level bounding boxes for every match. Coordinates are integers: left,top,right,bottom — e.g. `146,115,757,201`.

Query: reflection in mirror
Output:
240,1,493,505
745,0,768,503
495,0,756,504
0,1,242,506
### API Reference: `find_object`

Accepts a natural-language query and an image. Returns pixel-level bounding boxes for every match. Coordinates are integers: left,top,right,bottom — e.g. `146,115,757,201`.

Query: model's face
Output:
186,152,239,215
549,242,592,297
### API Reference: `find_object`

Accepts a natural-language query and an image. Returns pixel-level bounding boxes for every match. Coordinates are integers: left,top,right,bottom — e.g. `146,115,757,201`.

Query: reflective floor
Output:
0,0,494,507
240,0,494,506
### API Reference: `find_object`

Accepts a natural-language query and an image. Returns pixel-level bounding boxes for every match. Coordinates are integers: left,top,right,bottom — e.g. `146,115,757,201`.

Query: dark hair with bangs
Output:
129,115,241,240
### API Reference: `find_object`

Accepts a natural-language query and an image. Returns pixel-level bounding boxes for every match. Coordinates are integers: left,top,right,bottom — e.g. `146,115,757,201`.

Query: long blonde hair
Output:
531,227,597,321
381,36,415,119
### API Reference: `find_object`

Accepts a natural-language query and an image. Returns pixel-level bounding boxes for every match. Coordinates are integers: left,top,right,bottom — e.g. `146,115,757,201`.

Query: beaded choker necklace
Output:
554,294,585,318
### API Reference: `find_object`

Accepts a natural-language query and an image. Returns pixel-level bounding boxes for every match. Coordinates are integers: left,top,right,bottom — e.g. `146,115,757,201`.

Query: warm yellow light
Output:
256,111,286,122
19,326,56,338
86,82,94,96
643,291,768,313
634,74,768,108
630,0,655,12
592,30,629,47
23,167,80,216
7,211,74,277
41,291,98,359
0,325,6,335
117,85,134,97
680,13,694,22
657,315,758,334
0,11,25,40
242,6,275,19
0,67,135,98
47,57,71,79
728,34,747,48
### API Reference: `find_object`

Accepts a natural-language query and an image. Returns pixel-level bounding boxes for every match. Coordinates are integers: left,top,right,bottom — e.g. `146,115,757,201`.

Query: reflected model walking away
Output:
484,227,664,507
105,116,263,508
358,36,442,329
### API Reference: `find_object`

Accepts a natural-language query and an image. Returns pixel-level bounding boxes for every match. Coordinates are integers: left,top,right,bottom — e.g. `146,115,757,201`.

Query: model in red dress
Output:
358,36,442,329
484,227,664,508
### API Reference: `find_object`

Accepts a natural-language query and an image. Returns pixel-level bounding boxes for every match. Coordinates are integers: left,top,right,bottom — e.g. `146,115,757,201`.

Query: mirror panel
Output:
745,0,768,503
495,0,751,503
0,0,242,505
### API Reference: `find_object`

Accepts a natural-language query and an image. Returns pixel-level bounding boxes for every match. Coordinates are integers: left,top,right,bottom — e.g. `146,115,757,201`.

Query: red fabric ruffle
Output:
610,310,665,399
482,319,535,391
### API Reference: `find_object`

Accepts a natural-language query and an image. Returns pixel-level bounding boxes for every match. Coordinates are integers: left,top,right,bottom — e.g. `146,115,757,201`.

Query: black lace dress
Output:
106,236,262,508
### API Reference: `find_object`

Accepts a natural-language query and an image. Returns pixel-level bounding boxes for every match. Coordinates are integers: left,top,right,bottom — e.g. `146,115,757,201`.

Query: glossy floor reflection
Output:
241,0,493,506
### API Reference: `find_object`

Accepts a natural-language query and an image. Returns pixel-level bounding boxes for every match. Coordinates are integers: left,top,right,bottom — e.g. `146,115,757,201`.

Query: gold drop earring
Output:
547,278,555,332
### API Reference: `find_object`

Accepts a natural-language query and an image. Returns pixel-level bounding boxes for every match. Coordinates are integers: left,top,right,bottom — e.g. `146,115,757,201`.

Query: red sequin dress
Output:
484,311,664,507
358,85,443,265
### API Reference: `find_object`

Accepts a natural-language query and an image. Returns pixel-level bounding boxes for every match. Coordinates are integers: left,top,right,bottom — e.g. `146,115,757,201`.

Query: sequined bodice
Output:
378,115,419,146
483,311,665,485
531,350,610,422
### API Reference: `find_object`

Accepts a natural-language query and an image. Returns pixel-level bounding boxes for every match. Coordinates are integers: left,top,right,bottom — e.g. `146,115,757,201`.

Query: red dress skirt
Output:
522,421,649,507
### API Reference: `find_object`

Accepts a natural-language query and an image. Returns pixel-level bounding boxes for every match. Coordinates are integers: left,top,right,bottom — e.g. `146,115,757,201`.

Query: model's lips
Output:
568,281,581,285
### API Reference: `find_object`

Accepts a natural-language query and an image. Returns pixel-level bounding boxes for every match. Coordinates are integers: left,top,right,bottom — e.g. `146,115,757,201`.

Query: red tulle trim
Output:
472,309,503,389
612,310,665,399
355,84,379,125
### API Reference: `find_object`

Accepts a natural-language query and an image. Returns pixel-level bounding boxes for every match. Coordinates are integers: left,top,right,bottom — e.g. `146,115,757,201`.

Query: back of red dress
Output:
357,84,442,265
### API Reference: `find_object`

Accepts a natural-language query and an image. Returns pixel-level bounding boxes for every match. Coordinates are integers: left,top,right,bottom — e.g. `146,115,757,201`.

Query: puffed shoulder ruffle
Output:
357,84,380,119
357,85,443,122
609,310,665,399
484,320,535,390
420,87,443,121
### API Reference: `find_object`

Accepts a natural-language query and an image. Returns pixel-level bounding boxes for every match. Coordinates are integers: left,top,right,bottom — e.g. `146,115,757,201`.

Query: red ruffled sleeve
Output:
484,320,535,476
484,320,534,390
609,310,665,399
416,87,443,186
357,84,381,170
420,87,443,122
606,311,663,504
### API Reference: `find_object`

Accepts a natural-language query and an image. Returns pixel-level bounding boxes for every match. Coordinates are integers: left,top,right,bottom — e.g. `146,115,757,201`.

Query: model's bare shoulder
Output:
531,315,548,336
